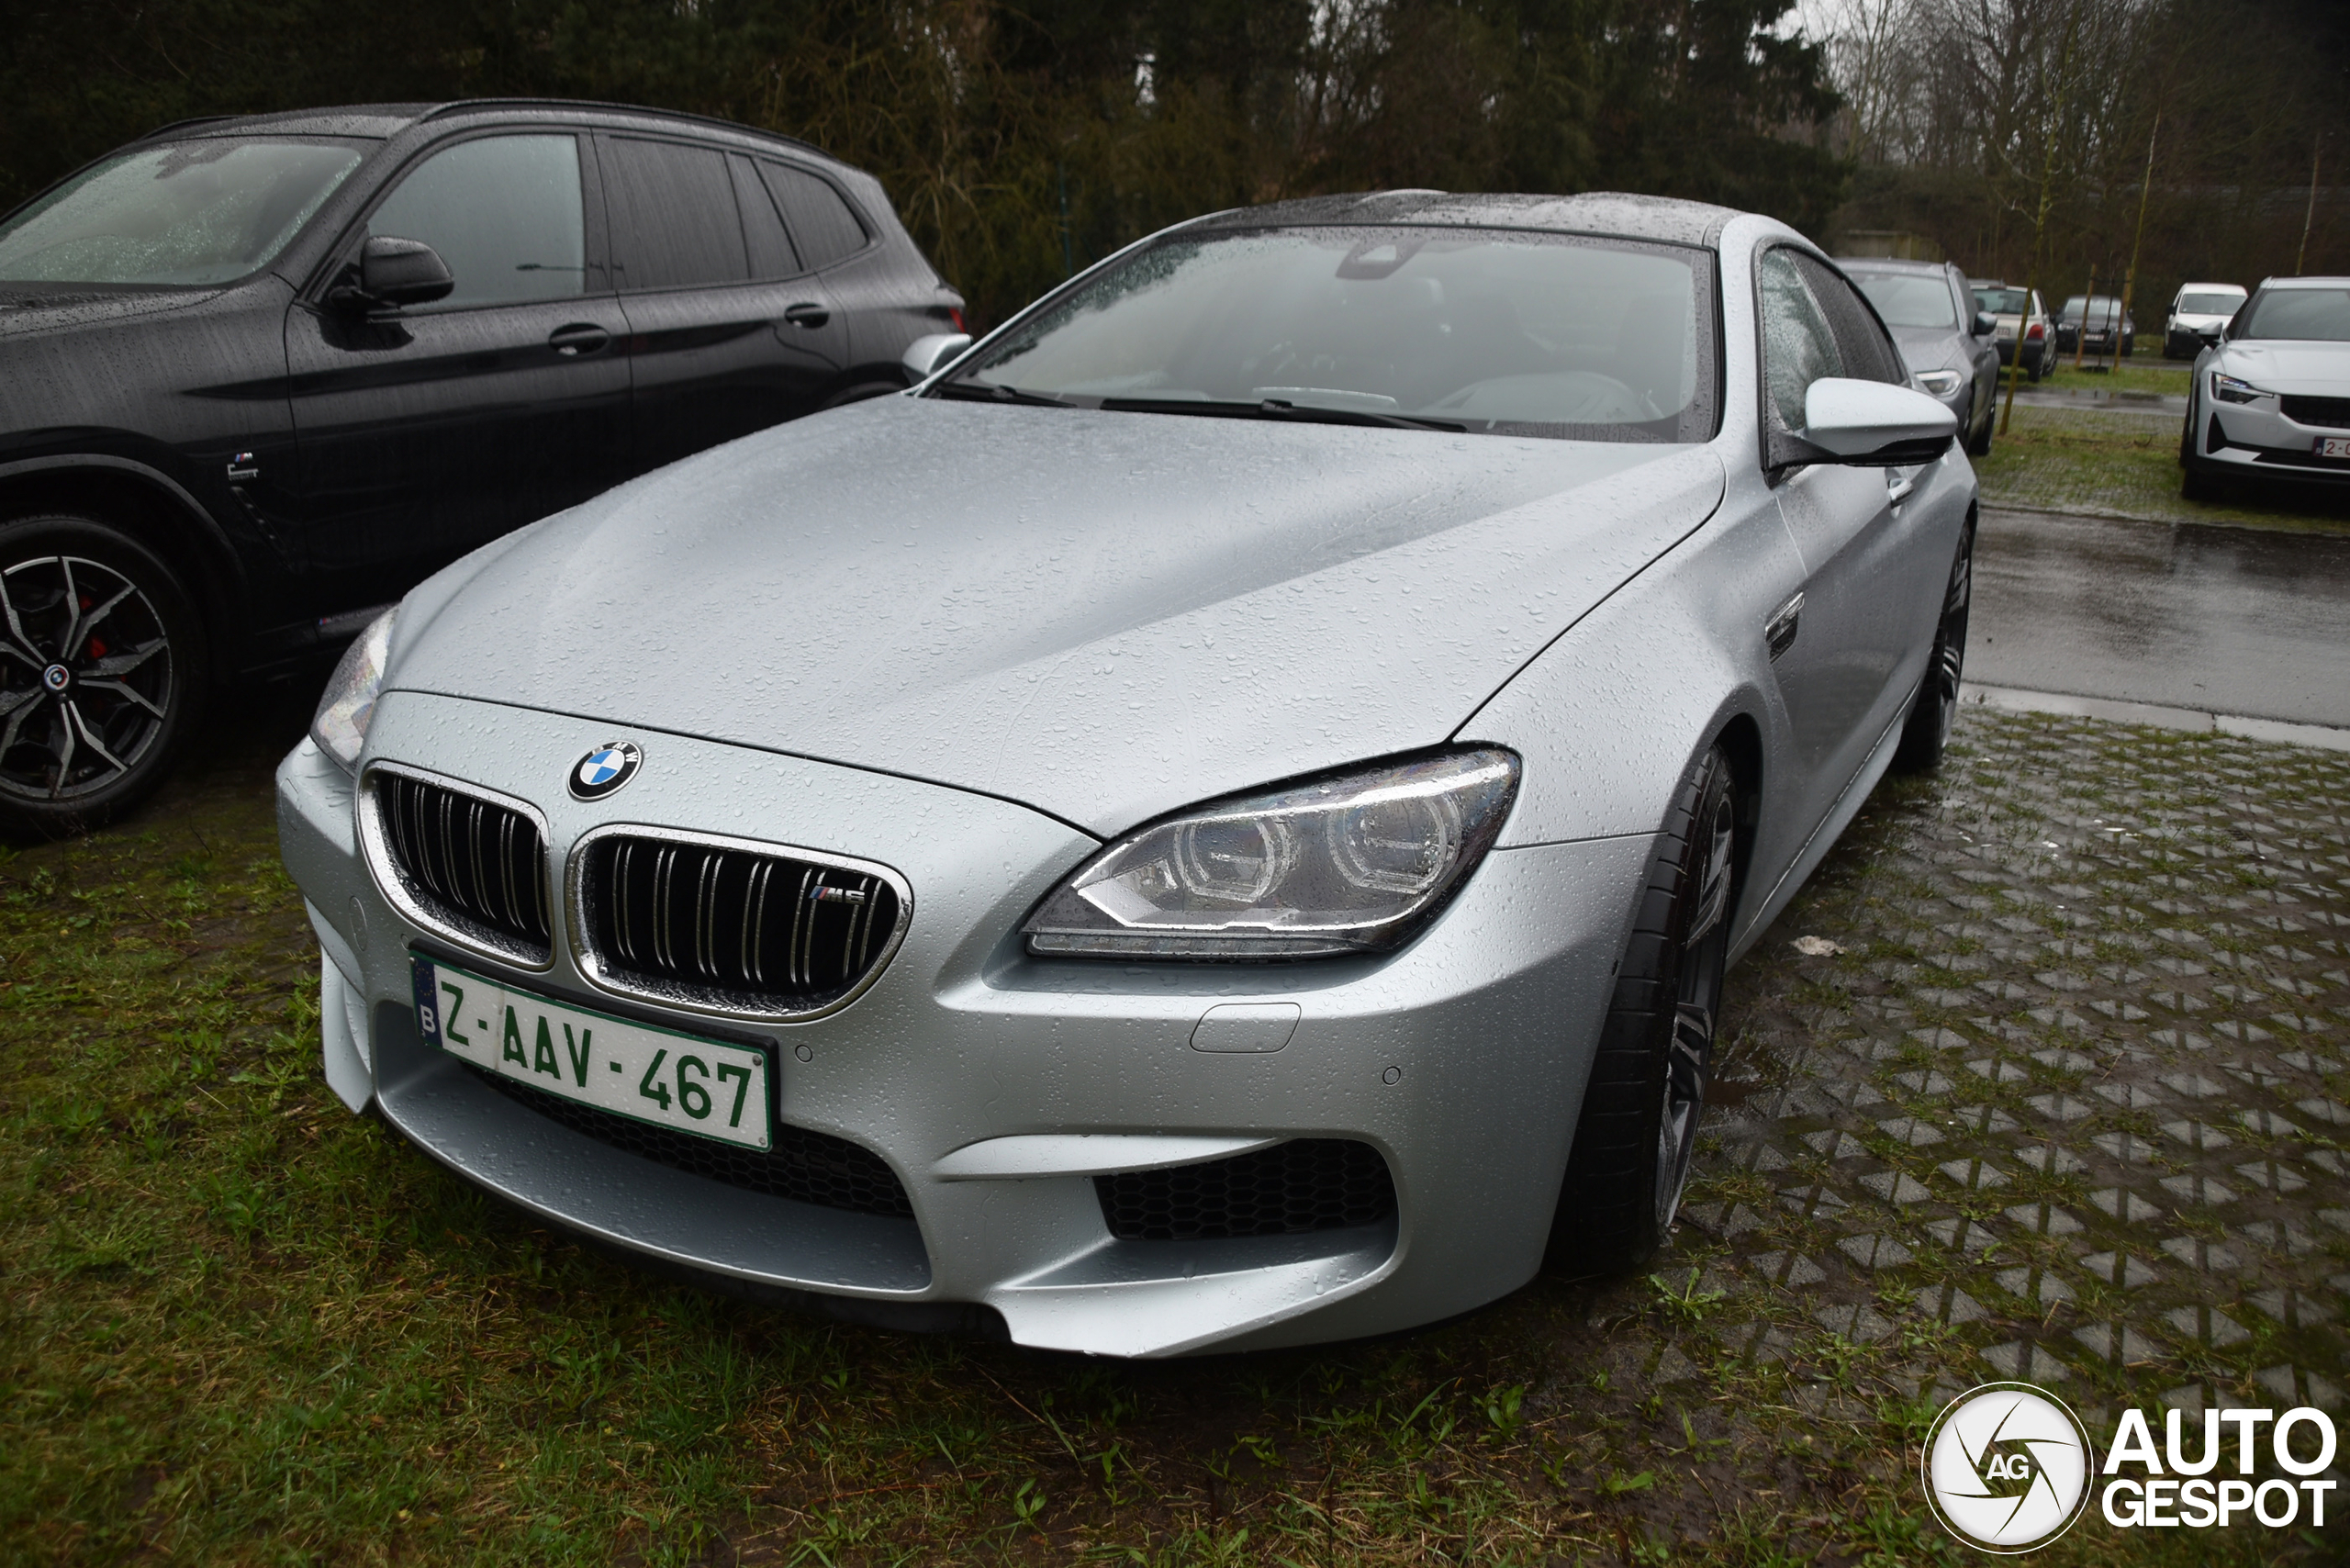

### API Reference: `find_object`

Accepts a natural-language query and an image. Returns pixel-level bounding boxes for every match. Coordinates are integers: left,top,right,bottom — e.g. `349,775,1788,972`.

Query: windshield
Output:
0,139,364,286
2234,287,2350,342
1852,272,1955,330
2177,292,2243,316
939,227,1718,443
1975,287,2027,315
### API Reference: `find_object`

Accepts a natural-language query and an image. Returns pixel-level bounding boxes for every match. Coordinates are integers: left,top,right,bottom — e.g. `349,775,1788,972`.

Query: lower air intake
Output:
1096,1139,1395,1241
469,1065,914,1218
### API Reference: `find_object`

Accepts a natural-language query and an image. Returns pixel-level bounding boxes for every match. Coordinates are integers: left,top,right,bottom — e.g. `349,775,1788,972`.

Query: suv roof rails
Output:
418,98,832,162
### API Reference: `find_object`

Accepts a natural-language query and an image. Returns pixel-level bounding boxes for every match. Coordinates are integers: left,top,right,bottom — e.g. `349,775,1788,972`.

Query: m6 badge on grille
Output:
412,954,772,1150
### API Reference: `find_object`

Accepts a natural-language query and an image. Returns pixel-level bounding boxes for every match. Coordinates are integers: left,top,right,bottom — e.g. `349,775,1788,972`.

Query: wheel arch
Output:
0,457,246,683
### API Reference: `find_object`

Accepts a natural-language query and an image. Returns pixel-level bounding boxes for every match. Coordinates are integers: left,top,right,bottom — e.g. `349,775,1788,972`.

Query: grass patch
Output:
0,700,2324,1564
1975,402,2350,534
2028,356,2191,398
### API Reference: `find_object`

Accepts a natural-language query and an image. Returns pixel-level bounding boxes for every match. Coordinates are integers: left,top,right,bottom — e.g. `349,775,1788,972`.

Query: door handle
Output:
1886,468,1919,506
782,302,831,329
548,323,610,357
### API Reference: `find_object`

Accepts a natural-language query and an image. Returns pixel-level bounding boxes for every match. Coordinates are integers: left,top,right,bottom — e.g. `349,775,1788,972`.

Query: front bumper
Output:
277,691,1652,1355
2190,398,2350,486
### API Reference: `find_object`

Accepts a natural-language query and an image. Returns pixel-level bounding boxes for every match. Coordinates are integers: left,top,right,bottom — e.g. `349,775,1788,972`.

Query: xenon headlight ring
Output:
1024,747,1521,961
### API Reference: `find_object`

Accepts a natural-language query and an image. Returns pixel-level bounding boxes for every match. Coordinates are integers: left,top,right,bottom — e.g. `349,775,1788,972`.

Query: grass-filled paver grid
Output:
0,701,2343,1565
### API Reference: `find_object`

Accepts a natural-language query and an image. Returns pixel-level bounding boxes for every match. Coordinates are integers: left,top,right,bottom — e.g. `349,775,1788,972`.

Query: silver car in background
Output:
2165,281,2247,360
1971,279,2056,379
2181,275,2350,502
1842,256,1999,454
278,193,1972,1356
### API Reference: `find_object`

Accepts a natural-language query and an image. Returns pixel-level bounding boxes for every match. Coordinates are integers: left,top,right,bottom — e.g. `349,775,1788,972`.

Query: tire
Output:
1548,745,1737,1276
2178,402,2229,503
1965,393,1993,456
1893,510,1973,774
0,515,207,835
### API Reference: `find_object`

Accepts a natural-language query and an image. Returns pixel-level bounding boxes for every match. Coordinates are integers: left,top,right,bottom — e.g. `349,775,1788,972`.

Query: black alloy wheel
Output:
1549,745,1738,1275
1893,510,1974,773
0,516,206,834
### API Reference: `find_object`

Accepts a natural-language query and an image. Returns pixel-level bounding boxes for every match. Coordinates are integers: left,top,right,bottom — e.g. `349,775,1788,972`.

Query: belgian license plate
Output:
2319,436,2350,460
412,955,772,1150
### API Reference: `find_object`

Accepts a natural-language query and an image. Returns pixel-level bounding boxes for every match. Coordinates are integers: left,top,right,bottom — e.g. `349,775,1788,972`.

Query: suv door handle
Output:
782,302,831,329
548,323,610,357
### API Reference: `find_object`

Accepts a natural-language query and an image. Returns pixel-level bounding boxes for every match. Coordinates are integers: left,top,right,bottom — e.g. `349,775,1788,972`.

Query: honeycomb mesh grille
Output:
375,773,550,958
581,834,899,1011
2280,394,2350,431
1096,1139,1394,1241
467,1065,914,1219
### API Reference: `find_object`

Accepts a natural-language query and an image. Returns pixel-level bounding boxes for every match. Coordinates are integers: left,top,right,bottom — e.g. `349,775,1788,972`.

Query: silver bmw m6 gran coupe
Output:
278,191,1975,1356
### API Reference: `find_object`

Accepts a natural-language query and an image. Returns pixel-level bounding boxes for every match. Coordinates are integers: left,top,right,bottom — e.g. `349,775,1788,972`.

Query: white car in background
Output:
2181,276,2350,501
2165,282,2246,359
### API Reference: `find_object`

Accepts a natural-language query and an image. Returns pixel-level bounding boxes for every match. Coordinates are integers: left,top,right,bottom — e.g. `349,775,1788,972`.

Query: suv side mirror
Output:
329,235,454,312
901,331,973,382
1973,311,1997,338
1771,376,1957,469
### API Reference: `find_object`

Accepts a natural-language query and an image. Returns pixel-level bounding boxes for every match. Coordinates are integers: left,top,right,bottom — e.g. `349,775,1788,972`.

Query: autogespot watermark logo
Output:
1921,1383,2095,1552
1921,1383,2342,1551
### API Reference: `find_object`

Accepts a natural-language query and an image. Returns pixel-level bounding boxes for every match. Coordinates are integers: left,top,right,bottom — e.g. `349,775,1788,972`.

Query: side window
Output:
602,138,748,291
758,162,868,271
730,154,802,279
1758,248,1843,431
367,135,585,309
1791,252,1905,385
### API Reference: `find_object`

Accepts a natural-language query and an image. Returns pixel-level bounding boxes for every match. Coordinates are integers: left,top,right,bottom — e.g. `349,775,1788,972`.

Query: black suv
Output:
0,100,963,831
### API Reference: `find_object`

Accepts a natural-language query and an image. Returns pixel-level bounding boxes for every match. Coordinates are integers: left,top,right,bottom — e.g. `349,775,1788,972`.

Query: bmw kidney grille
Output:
370,769,552,965
574,831,907,1017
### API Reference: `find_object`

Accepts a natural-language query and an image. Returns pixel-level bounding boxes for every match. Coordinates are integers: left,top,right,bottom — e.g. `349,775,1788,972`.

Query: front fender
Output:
1457,484,1804,949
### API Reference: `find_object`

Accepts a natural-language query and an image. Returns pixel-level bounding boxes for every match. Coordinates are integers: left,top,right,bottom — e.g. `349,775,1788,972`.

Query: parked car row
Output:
0,99,963,831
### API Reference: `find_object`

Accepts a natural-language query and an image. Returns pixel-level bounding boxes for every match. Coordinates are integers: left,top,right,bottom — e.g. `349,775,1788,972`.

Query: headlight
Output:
1024,749,1520,959
310,609,396,772
2210,373,2267,404
1912,370,1964,398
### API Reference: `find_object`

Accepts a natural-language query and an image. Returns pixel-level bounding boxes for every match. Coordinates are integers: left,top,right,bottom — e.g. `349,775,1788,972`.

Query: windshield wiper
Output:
1102,397,1467,433
928,379,1077,408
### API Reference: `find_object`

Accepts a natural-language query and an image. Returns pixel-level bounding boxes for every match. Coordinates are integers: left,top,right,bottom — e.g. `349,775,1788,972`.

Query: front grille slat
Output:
468,1063,913,1218
372,772,552,963
1096,1139,1395,1241
2282,394,2350,430
579,834,901,1015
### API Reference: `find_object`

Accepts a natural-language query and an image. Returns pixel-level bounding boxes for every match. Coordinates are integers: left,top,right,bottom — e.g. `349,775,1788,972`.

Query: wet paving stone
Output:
1679,708,2348,1450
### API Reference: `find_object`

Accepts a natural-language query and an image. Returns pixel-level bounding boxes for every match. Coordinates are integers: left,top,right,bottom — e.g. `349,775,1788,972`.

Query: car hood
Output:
0,283,229,337
388,396,1725,836
2212,340,2350,392
1893,326,1964,371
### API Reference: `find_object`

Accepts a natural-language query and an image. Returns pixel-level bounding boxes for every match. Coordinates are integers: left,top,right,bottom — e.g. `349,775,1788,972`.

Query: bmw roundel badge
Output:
570,741,643,801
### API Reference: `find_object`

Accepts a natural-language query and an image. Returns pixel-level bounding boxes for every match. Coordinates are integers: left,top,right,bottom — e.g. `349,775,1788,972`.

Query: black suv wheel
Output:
0,515,207,834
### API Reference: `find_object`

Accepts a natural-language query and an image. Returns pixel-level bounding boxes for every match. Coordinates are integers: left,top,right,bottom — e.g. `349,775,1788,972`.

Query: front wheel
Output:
1548,745,1737,1276
1893,510,1973,773
0,515,207,835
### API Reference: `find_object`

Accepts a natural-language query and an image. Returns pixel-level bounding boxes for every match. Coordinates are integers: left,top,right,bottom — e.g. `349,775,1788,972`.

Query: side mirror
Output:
329,235,454,312
1777,377,1958,468
1973,311,1997,338
901,331,973,382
